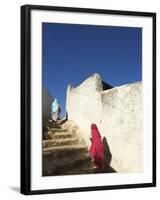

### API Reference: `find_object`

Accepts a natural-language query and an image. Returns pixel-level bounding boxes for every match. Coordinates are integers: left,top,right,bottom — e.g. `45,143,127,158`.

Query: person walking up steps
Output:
51,98,61,124
89,123,105,170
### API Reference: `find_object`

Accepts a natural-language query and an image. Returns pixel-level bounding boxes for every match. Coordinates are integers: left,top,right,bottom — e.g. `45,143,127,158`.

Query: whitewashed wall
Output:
66,74,142,172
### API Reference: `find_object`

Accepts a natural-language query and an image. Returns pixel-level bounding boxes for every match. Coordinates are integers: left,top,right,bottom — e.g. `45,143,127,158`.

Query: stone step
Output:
43,153,91,176
52,132,74,139
43,131,54,140
42,138,79,148
60,164,99,175
43,129,76,140
62,163,116,175
51,126,77,132
45,121,62,129
43,144,88,157
50,124,62,129
50,128,68,133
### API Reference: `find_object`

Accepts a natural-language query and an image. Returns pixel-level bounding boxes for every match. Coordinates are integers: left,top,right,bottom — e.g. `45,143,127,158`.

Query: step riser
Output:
51,129,68,133
43,146,88,157
52,134,73,139
43,132,74,140
43,139,79,148
43,150,89,159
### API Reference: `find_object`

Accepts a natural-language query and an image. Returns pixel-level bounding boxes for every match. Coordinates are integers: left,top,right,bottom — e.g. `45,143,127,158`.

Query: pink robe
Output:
89,124,104,168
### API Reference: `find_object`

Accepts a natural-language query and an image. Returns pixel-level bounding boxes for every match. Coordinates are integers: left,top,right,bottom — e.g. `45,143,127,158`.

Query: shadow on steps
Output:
43,154,116,176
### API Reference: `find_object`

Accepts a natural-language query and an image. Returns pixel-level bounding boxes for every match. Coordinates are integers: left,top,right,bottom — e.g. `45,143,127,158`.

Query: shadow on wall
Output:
103,137,116,172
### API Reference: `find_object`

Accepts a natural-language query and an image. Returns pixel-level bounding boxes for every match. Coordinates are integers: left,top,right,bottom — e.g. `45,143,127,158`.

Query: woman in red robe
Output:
89,123,104,169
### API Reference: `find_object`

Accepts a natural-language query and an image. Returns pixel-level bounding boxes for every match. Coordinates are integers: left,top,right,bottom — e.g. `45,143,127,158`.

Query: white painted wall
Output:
66,74,142,172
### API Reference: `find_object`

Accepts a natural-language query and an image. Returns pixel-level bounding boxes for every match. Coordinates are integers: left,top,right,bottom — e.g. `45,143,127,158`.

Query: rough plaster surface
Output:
66,73,143,172
42,87,54,122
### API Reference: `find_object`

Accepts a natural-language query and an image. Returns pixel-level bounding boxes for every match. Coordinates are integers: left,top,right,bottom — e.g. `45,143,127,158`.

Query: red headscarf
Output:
89,123,104,168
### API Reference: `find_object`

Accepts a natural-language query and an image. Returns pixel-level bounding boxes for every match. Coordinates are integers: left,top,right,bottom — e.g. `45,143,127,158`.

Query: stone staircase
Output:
43,120,115,176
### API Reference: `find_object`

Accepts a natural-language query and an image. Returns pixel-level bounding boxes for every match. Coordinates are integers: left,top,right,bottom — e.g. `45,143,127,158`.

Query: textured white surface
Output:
66,74,143,172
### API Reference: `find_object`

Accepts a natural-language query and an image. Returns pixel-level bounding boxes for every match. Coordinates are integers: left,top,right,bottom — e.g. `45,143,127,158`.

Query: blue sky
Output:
42,23,142,116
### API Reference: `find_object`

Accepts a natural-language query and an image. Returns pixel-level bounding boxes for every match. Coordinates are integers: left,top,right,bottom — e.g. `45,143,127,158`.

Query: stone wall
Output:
66,73,143,173
42,87,54,123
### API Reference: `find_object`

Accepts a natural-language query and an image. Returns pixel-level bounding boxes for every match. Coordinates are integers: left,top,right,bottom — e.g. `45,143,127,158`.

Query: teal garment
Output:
51,99,59,113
